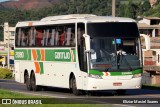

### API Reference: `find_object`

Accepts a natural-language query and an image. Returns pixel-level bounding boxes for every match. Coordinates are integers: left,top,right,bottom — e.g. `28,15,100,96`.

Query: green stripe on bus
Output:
132,69,142,74
45,49,76,62
73,50,76,62
15,49,76,62
15,49,31,60
36,50,41,61
39,62,44,74
27,50,31,60
109,69,142,76
89,69,142,76
89,70,103,76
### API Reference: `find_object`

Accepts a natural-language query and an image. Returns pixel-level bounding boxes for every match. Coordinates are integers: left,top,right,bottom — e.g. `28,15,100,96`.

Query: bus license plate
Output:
113,82,122,86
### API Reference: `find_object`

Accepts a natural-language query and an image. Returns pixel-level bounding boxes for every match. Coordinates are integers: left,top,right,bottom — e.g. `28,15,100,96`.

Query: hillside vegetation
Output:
0,0,160,40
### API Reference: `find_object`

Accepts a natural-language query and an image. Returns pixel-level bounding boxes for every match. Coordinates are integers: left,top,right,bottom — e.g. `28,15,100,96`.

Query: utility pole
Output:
112,0,116,17
4,23,10,69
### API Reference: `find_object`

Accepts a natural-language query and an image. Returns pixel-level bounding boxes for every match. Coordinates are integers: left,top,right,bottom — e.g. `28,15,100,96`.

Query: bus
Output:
14,14,142,95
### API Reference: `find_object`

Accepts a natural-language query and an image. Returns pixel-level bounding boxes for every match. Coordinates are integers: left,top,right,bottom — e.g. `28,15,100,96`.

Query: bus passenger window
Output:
55,30,59,46
22,30,29,46
66,28,71,46
29,27,36,46
47,31,52,46
50,29,55,46
33,29,36,46
70,32,75,46
45,29,50,46
59,30,65,46
42,30,45,46
36,30,43,46
17,28,22,46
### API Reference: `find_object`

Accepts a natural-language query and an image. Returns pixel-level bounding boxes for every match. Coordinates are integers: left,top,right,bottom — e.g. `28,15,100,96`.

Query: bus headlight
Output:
132,73,142,78
88,74,102,79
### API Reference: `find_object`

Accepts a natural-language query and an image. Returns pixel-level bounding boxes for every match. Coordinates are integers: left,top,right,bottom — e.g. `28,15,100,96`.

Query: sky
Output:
0,0,19,3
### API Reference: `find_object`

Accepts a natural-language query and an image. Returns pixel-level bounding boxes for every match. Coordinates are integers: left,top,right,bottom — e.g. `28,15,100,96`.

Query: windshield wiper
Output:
122,54,133,71
116,50,133,71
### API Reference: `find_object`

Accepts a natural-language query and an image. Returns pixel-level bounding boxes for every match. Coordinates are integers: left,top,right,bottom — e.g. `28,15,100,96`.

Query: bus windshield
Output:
88,23,141,72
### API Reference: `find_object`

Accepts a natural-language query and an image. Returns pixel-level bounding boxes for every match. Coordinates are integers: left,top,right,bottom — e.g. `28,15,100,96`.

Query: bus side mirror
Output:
140,34,150,50
83,34,90,52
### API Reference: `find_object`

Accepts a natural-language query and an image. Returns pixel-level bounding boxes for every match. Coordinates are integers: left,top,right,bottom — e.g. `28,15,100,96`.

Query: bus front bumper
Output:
86,77,141,91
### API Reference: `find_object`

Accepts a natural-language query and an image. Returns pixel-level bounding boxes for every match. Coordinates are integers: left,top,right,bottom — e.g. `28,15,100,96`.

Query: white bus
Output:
14,14,142,95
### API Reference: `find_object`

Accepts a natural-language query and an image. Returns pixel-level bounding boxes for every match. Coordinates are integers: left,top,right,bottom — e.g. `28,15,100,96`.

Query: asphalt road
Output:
0,79,160,107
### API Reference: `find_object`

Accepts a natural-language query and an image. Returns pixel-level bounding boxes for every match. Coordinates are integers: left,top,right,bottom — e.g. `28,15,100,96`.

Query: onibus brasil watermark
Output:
1,99,42,104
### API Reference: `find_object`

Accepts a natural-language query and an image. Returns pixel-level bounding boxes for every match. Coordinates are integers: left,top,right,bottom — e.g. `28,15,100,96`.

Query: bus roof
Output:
16,14,136,27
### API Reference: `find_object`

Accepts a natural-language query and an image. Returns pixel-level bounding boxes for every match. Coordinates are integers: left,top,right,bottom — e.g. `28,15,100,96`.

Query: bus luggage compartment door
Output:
14,62,21,82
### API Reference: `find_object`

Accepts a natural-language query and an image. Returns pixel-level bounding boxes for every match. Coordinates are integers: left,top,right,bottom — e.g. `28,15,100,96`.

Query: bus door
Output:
77,23,88,90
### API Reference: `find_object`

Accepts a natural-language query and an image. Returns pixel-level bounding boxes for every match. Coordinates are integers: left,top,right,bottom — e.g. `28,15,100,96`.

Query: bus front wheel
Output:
71,76,81,95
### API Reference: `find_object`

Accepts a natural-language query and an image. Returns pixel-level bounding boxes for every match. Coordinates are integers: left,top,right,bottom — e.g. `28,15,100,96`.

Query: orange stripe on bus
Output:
41,49,45,61
34,62,40,73
32,49,37,61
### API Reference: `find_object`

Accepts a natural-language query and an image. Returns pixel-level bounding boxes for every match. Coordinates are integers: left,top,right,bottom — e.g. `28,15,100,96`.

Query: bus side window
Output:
55,30,59,46
21,30,28,47
58,28,65,46
44,29,50,46
50,29,55,46
33,28,36,46
61,31,65,46
47,30,52,46
29,27,36,46
36,30,43,46
42,29,46,46
42,29,51,46
70,31,75,46
66,28,71,46
17,28,22,46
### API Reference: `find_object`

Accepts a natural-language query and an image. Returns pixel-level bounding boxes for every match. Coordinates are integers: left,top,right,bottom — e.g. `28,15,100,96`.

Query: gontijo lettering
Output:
55,52,70,59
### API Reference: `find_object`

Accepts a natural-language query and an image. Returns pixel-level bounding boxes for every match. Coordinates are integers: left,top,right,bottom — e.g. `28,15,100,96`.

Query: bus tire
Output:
24,74,32,91
30,72,41,91
71,76,81,95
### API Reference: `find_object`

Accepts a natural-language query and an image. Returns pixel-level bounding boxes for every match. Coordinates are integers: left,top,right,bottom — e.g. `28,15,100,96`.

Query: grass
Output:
0,68,12,79
0,89,45,98
0,89,109,107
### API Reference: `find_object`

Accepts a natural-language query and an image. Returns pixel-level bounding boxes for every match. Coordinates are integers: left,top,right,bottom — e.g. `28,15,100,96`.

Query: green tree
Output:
142,1,151,12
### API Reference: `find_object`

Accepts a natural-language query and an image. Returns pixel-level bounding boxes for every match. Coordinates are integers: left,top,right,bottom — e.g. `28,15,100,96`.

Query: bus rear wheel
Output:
30,72,41,91
25,74,32,91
